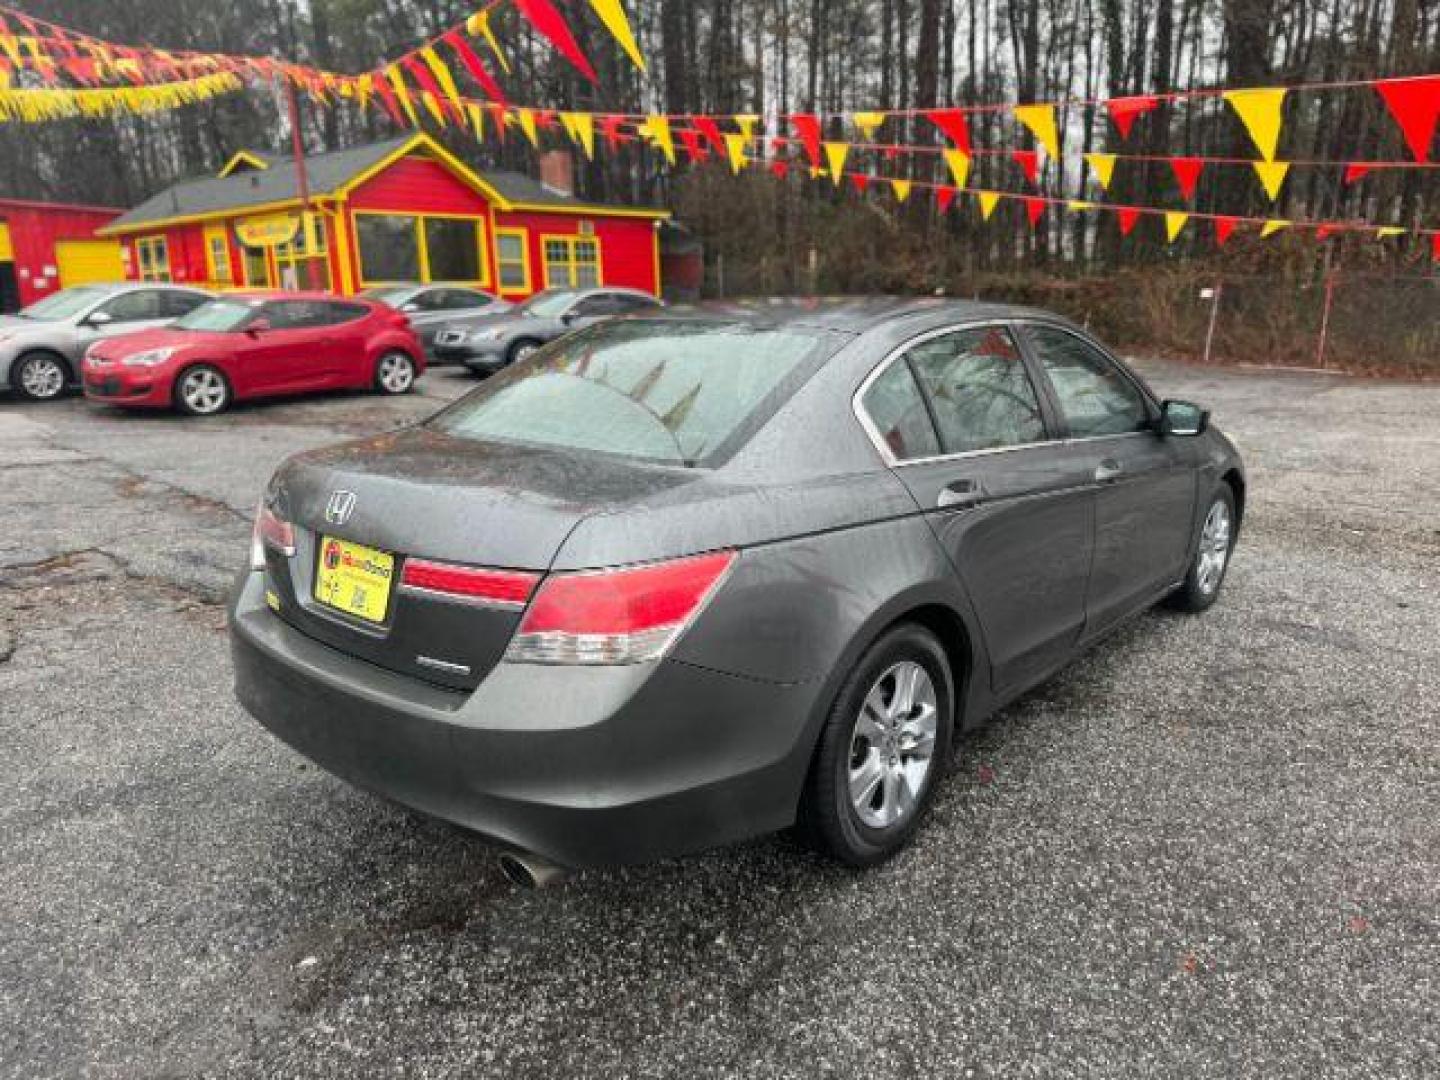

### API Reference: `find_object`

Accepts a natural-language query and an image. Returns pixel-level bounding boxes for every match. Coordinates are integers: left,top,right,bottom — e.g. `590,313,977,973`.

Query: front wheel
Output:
1167,485,1237,613
506,338,542,366
800,623,954,866
173,364,231,416
12,352,71,402
374,351,416,395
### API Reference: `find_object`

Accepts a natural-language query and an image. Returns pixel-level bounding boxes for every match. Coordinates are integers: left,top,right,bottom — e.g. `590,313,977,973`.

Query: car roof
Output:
646,296,1070,333
225,290,367,303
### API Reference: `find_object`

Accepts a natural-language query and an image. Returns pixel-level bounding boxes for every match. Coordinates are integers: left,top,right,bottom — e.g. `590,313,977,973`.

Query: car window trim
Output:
1013,319,1161,438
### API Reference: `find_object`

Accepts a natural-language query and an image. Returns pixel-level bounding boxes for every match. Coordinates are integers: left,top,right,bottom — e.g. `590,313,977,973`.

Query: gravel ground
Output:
1,361,1436,1079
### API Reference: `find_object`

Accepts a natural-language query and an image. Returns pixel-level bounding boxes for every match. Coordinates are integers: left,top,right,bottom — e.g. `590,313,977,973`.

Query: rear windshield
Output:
430,319,831,467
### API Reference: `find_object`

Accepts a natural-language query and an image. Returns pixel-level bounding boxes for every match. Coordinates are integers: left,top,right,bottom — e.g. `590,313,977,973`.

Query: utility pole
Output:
285,79,318,290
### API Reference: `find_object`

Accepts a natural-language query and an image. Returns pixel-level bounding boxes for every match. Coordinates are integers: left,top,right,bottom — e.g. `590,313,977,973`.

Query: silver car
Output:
359,284,509,363
0,283,213,401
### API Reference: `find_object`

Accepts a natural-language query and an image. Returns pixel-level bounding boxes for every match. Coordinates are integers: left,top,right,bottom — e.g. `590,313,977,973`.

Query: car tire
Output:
1166,483,1237,613
173,364,232,416
506,338,542,366
11,351,71,402
374,351,417,395
799,622,954,867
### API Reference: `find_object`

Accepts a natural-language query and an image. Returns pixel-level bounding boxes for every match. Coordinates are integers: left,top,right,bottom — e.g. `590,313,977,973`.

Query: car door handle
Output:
1094,458,1124,482
937,478,982,510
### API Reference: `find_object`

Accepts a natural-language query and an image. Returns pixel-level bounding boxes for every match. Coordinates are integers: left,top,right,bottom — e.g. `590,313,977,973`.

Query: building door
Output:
56,239,126,288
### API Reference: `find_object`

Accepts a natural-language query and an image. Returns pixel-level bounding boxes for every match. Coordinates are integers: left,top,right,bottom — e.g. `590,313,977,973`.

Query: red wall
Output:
493,210,659,297
0,199,120,307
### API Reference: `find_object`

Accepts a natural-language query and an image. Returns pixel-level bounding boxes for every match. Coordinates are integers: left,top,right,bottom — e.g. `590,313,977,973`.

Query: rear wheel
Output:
800,623,954,866
12,352,70,402
507,338,542,366
173,365,231,416
1167,485,1237,612
375,351,416,395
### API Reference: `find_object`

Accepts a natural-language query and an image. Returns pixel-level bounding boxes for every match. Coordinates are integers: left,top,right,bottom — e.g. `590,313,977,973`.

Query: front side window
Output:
543,236,600,289
1026,326,1151,437
906,326,1046,454
431,320,830,467
860,359,941,462
160,291,208,318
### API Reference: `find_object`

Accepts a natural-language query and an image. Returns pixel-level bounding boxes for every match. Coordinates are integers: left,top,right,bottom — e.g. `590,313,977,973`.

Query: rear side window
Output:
323,302,369,325
1026,326,1151,437
859,360,941,462
906,326,1046,453
431,320,830,467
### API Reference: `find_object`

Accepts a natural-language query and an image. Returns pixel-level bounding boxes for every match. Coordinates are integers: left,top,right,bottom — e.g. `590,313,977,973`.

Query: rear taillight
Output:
400,558,539,607
505,551,736,665
250,503,295,570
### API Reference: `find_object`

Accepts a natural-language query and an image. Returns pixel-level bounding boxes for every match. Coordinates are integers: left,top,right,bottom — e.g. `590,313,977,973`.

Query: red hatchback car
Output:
82,292,425,416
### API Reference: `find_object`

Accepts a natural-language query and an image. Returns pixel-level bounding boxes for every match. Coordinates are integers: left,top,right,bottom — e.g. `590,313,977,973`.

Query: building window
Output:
355,212,488,287
495,228,530,293
275,213,331,291
136,236,171,283
543,235,600,288
204,227,233,286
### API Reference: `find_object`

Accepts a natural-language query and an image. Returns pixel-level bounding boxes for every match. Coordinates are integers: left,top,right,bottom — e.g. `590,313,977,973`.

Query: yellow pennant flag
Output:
942,149,971,189
641,114,675,163
354,73,374,111
515,107,540,147
891,178,912,203
418,92,448,127
0,34,23,67
1013,104,1061,159
420,46,465,119
1067,199,1096,211
977,190,1001,221
560,111,596,159
384,66,420,127
1252,161,1290,201
467,102,487,141
734,114,761,142
588,0,646,71
722,132,749,173
823,141,850,185
1164,212,1189,243
468,12,511,74
1224,87,1286,162
1376,226,1405,239
851,111,885,140
1260,219,1290,239
1084,152,1117,191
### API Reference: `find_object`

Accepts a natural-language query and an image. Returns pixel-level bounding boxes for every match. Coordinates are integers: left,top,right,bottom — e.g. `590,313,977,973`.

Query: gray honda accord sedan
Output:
230,299,1244,880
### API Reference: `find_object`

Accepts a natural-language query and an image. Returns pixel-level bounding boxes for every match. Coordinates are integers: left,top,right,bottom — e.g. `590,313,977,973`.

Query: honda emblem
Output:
325,490,357,526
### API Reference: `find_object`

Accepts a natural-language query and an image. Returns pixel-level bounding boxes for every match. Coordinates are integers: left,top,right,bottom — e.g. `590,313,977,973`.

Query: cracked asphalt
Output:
2,360,1437,1079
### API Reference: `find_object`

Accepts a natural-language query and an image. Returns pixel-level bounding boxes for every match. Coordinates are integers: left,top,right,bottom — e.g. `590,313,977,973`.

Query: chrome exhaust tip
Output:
497,850,570,888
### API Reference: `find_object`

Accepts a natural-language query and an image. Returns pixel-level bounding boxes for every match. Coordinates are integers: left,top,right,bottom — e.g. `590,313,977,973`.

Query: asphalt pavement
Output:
1,360,1436,1078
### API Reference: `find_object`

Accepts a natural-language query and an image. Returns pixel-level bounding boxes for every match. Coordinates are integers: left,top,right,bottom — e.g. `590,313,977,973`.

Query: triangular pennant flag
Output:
1169,157,1204,201
723,131,748,173
1105,95,1159,140
1375,76,1440,163
468,12,511,75
442,30,507,107
942,148,971,189
384,65,421,127
513,0,598,80
823,141,849,186
1012,149,1040,186
1214,216,1239,247
640,114,675,163
1117,207,1141,236
466,102,486,141
1013,104,1060,159
1314,224,1339,242
588,0,646,71
1260,219,1290,239
925,108,971,153
1023,196,1046,228
890,178,912,203
1375,226,1405,239
1164,211,1189,243
693,117,725,154
1432,233,1440,262
677,127,707,161
977,190,1001,221
851,111,884,140
1224,87,1287,161
769,159,789,178
369,71,407,127
1344,162,1373,186
1084,152,1116,191
560,111,595,158
791,114,823,168
600,114,626,152
850,173,871,194
418,47,466,124
515,107,540,147
935,186,957,213
1252,160,1290,201
734,114,760,142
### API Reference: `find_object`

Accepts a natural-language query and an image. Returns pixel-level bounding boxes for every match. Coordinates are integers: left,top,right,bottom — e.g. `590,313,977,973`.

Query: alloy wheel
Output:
512,342,539,363
377,353,415,393
847,661,939,830
1196,500,1232,595
19,356,67,400
180,368,227,415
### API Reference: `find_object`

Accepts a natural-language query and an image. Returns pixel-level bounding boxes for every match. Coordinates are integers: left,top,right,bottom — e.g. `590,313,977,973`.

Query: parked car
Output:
82,292,424,416
0,283,212,402
360,283,509,362
432,287,662,374
230,299,1244,883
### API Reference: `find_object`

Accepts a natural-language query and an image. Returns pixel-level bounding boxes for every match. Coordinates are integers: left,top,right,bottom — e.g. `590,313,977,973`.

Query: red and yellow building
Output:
0,197,124,311
98,134,668,300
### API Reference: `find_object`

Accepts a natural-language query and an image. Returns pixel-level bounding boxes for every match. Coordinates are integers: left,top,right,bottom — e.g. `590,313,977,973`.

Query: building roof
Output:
101,134,667,234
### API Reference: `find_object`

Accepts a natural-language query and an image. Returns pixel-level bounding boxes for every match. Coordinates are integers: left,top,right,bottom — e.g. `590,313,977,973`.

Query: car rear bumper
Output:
229,570,819,868
433,341,506,370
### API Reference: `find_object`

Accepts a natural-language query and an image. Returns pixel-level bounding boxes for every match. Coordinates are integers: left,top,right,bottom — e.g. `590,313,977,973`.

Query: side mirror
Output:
1160,399,1209,437
245,318,272,336
86,310,114,327
560,310,577,325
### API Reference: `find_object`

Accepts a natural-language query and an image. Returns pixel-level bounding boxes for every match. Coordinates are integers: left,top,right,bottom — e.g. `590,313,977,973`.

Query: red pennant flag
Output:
601,115,626,152
769,137,787,155
790,114,823,169
1343,162,1373,186
884,146,901,161
770,160,789,179
403,55,461,125
1012,150,1040,186
935,187,957,214
1117,207,1141,236
693,117,726,155
1432,233,1440,262
1169,157,1204,201
1106,95,1160,140
678,128,709,161
1375,76,1440,163
1314,224,1339,241
850,173,871,194
369,72,408,127
512,0,598,81
1023,197,1046,228
926,108,971,154
535,110,558,131
1213,216,1239,247
442,31,508,107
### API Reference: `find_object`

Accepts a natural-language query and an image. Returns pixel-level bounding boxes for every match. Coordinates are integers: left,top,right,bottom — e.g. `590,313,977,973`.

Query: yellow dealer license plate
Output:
315,536,395,624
